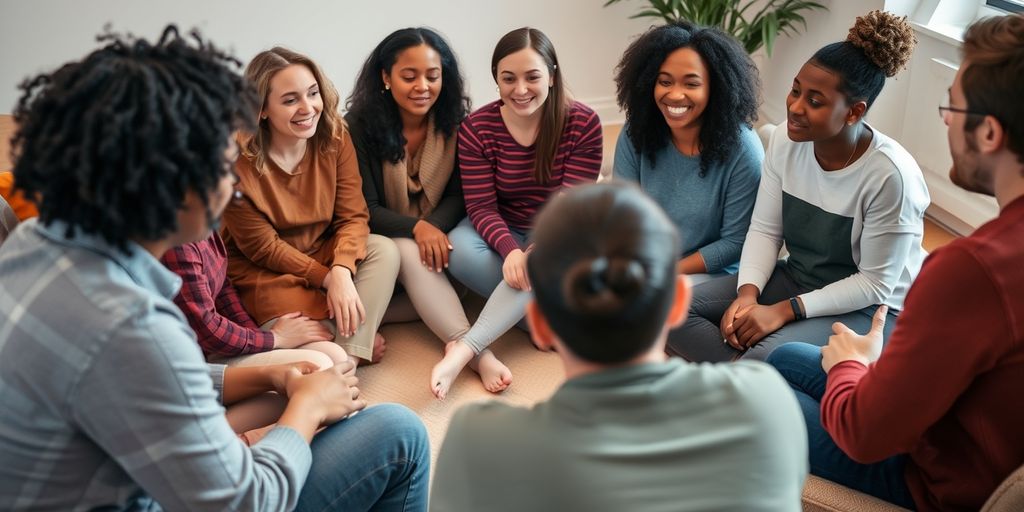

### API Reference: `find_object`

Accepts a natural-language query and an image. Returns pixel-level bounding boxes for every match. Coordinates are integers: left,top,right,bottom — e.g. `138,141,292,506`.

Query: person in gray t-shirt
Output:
431,182,807,512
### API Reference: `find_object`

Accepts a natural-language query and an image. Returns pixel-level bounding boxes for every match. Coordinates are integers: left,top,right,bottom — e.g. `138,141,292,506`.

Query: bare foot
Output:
357,332,387,367
475,349,512,393
430,340,475,400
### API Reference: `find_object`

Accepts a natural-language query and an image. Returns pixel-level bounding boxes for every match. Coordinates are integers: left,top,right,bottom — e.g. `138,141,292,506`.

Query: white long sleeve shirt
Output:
738,122,930,317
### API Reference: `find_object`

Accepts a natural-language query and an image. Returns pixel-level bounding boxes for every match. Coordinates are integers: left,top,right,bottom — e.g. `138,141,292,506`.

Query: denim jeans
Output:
766,343,916,509
295,404,430,512
446,217,531,353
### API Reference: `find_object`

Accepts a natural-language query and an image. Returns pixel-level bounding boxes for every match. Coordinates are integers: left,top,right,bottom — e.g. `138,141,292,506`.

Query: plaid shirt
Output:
161,232,275,357
0,219,310,511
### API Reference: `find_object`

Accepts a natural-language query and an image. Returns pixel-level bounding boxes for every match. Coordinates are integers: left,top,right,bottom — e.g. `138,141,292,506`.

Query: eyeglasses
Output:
938,105,988,123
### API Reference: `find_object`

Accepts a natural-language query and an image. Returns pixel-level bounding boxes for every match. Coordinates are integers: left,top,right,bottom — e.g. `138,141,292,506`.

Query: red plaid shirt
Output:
161,233,275,357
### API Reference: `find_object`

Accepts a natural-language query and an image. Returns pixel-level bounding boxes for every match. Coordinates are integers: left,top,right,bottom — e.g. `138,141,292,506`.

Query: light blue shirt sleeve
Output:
612,126,640,183
697,128,763,273
69,311,312,511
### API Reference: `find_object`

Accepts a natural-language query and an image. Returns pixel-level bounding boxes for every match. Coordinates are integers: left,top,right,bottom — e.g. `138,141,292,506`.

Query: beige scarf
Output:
382,116,456,218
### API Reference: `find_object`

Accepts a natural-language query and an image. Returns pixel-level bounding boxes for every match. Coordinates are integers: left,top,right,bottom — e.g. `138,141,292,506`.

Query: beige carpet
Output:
354,296,565,468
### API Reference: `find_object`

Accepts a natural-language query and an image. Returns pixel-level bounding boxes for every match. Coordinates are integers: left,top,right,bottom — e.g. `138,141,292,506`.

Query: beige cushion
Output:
801,475,909,512
982,464,1024,512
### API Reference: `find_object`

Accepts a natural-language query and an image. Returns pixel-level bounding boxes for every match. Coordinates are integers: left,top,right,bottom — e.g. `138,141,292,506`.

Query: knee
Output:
366,234,400,275
765,342,821,377
304,350,337,370
392,238,420,263
447,222,483,254
392,237,422,273
365,404,430,460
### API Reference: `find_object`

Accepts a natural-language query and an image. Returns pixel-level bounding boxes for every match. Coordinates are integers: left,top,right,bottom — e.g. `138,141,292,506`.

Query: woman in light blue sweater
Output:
612,20,763,284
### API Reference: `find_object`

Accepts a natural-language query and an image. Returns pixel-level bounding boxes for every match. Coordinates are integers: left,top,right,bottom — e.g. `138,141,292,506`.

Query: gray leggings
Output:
668,263,898,362
446,217,531,354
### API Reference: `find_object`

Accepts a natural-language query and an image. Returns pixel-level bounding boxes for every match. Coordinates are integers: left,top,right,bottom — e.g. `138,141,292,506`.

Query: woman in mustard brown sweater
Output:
223,47,399,364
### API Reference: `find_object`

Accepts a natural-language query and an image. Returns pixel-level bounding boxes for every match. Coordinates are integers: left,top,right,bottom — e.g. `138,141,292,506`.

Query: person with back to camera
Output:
768,13,1024,511
670,11,930,363
613,20,763,286
345,27,514,397
430,182,807,512
430,27,603,399
0,26,428,511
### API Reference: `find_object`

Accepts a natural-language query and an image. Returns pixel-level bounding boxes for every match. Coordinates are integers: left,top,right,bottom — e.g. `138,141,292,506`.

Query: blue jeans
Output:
446,217,531,353
295,404,429,512
766,343,916,509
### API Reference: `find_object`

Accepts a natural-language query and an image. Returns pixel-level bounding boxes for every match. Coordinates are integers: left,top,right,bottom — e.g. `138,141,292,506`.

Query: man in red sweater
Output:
767,14,1024,512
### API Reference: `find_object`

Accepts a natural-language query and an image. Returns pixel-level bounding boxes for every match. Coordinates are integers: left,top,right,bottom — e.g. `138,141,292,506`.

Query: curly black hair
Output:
11,25,258,252
614,20,760,175
811,10,916,109
345,27,471,164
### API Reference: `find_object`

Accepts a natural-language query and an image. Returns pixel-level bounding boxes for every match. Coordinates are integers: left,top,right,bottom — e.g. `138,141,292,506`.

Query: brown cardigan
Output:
222,129,369,324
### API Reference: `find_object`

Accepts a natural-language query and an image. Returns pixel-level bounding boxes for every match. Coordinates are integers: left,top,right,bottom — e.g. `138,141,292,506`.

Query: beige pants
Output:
253,234,399,361
386,238,471,344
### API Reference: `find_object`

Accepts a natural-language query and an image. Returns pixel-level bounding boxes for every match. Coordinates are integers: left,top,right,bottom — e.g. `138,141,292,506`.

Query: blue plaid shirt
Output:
0,219,311,511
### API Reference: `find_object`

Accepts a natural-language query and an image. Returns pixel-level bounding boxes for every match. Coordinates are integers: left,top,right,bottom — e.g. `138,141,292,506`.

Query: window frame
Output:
986,0,1024,13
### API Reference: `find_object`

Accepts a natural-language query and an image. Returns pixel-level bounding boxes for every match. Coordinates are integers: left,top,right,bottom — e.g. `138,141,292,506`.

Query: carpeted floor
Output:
355,296,565,469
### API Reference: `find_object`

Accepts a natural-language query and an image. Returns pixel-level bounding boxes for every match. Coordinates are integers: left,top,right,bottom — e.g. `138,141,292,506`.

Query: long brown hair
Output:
491,27,571,184
241,47,344,174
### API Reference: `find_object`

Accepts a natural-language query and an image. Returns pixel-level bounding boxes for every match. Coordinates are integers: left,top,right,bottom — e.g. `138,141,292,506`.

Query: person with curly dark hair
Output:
222,48,400,366
612,20,763,285
431,182,806,511
0,26,428,511
345,28,511,397
671,11,930,364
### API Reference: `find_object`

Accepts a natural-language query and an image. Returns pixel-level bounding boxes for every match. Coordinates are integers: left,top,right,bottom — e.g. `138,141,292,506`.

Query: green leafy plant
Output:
603,0,828,56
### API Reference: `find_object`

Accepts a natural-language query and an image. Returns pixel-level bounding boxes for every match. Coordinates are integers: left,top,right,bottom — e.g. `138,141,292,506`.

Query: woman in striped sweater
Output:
430,27,603,399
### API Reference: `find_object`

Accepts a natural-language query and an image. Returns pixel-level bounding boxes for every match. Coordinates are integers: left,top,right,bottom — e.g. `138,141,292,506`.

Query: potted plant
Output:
603,0,828,56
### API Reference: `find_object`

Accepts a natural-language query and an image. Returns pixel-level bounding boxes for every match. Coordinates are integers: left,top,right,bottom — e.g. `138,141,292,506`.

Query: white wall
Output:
2,0,996,230
0,0,653,123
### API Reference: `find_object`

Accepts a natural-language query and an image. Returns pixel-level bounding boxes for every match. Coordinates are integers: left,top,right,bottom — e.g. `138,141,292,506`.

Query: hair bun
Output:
562,256,645,315
846,10,917,77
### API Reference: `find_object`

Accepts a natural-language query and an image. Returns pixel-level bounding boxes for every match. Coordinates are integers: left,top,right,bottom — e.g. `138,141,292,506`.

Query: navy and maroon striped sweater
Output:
458,100,603,258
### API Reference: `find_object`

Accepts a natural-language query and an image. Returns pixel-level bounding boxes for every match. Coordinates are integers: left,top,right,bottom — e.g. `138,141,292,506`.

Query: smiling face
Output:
496,48,553,119
785,61,855,143
653,47,709,133
261,64,323,143
383,44,442,122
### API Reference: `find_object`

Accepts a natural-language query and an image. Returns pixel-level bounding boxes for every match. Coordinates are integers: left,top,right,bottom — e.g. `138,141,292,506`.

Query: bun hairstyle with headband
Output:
811,10,917,108
527,182,681,364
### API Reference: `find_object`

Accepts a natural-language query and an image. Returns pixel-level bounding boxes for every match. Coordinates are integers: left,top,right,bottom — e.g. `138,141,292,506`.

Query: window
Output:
986,0,1024,13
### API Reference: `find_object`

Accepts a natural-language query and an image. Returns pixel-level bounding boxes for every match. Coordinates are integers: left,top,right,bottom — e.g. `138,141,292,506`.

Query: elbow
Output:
862,275,897,306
